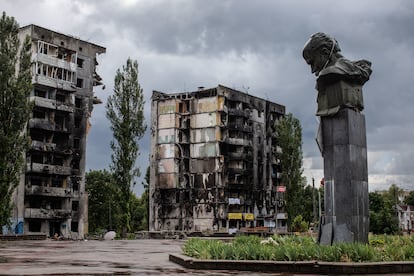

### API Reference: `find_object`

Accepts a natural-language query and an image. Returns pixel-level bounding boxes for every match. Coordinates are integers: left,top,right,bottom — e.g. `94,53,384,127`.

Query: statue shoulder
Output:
318,58,372,85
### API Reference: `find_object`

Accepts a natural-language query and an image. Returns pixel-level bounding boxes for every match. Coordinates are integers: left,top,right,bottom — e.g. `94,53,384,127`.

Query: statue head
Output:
303,32,342,76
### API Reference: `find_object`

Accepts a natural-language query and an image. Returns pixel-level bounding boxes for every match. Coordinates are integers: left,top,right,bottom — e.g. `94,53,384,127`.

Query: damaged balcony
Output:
24,208,71,219
30,140,56,152
30,96,74,113
25,185,72,197
26,163,71,175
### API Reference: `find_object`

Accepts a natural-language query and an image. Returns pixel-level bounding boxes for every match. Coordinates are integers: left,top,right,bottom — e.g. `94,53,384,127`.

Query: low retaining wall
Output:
0,234,47,241
169,254,414,274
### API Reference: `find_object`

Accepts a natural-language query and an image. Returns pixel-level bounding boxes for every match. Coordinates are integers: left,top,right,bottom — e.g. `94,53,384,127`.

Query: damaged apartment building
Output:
150,85,287,234
6,25,105,239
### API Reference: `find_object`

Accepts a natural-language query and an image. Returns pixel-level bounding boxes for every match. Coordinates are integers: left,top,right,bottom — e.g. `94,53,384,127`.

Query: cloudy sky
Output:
3,0,414,195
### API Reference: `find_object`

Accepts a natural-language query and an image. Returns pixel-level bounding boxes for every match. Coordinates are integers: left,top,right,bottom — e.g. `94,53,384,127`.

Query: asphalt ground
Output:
0,239,410,275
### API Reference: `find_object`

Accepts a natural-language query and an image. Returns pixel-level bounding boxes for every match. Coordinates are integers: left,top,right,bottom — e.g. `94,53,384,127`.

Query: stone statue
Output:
303,32,372,116
303,32,372,244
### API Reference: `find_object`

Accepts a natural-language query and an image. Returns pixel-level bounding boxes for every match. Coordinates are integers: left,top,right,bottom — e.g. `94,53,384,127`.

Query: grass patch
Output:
182,235,414,262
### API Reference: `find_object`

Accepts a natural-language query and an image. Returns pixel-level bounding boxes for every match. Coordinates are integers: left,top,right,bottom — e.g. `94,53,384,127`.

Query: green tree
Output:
275,113,303,230
404,191,414,206
106,58,147,238
130,166,150,231
369,192,399,234
0,12,32,226
86,170,120,234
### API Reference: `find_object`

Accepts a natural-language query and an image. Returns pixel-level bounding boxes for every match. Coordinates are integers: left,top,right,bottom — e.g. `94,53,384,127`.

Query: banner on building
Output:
227,213,243,220
244,213,254,221
277,185,286,193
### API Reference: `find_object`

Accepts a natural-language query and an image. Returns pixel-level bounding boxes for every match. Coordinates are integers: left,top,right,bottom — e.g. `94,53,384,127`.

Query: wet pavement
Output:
0,239,277,275
0,239,408,275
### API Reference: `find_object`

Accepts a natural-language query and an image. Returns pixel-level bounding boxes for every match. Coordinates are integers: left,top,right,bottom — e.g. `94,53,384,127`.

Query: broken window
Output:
77,58,84,68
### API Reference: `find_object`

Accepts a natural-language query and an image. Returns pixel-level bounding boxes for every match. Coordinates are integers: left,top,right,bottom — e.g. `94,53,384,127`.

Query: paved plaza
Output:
0,238,269,275
1,239,410,275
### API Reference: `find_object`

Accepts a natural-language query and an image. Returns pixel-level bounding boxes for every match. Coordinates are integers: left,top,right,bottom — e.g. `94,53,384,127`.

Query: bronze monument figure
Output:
303,32,372,244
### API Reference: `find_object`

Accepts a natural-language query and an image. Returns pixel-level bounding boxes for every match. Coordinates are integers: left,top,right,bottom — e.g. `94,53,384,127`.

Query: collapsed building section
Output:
149,85,287,234
7,25,105,239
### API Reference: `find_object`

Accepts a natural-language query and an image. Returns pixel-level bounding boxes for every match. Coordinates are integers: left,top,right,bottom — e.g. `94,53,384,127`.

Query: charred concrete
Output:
150,85,287,234
4,25,105,239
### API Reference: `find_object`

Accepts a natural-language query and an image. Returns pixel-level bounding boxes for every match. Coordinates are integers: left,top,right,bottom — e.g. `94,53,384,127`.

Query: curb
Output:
169,254,414,274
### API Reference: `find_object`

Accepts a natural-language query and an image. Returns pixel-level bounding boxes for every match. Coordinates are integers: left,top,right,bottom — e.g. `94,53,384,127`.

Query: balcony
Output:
32,53,77,72
33,75,76,91
30,96,74,113
26,163,71,175
25,185,72,197
227,123,252,132
24,208,71,219
225,138,251,146
228,108,250,118
28,118,54,131
31,140,56,152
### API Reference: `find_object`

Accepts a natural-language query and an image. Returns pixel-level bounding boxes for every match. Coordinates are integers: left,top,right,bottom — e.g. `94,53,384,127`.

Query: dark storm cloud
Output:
3,0,414,192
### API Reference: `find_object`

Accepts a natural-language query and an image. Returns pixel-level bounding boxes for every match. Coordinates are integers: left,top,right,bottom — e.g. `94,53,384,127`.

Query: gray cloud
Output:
3,0,414,193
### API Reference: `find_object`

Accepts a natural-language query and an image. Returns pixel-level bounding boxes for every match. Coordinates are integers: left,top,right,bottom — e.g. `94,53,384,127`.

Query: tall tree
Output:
106,58,146,238
369,191,399,234
86,170,120,233
275,113,303,229
0,12,32,226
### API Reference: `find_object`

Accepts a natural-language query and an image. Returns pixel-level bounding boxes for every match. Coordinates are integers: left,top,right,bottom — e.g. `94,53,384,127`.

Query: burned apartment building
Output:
149,85,288,234
7,25,105,239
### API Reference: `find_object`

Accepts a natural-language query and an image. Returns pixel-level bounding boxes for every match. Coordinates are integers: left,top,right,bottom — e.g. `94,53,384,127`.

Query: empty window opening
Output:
52,156,64,166
76,78,83,88
56,92,66,103
71,221,79,232
75,97,82,108
52,177,64,188
72,181,79,191
50,199,61,210
72,159,80,170
74,117,81,128
77,58,84,68
29,176,43,186
72,201,79,211
34,89,47,98
33,109,46,119
73,138,80,149
55,115,65,130
29,221,42,232
30,131,44,142
31,153,44,164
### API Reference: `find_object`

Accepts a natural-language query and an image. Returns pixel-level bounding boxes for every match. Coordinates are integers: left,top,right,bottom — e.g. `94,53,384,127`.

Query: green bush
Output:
182,235,414,262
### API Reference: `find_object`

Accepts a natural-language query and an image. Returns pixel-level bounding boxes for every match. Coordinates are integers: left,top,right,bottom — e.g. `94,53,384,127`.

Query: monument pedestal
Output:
319,108,369,244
